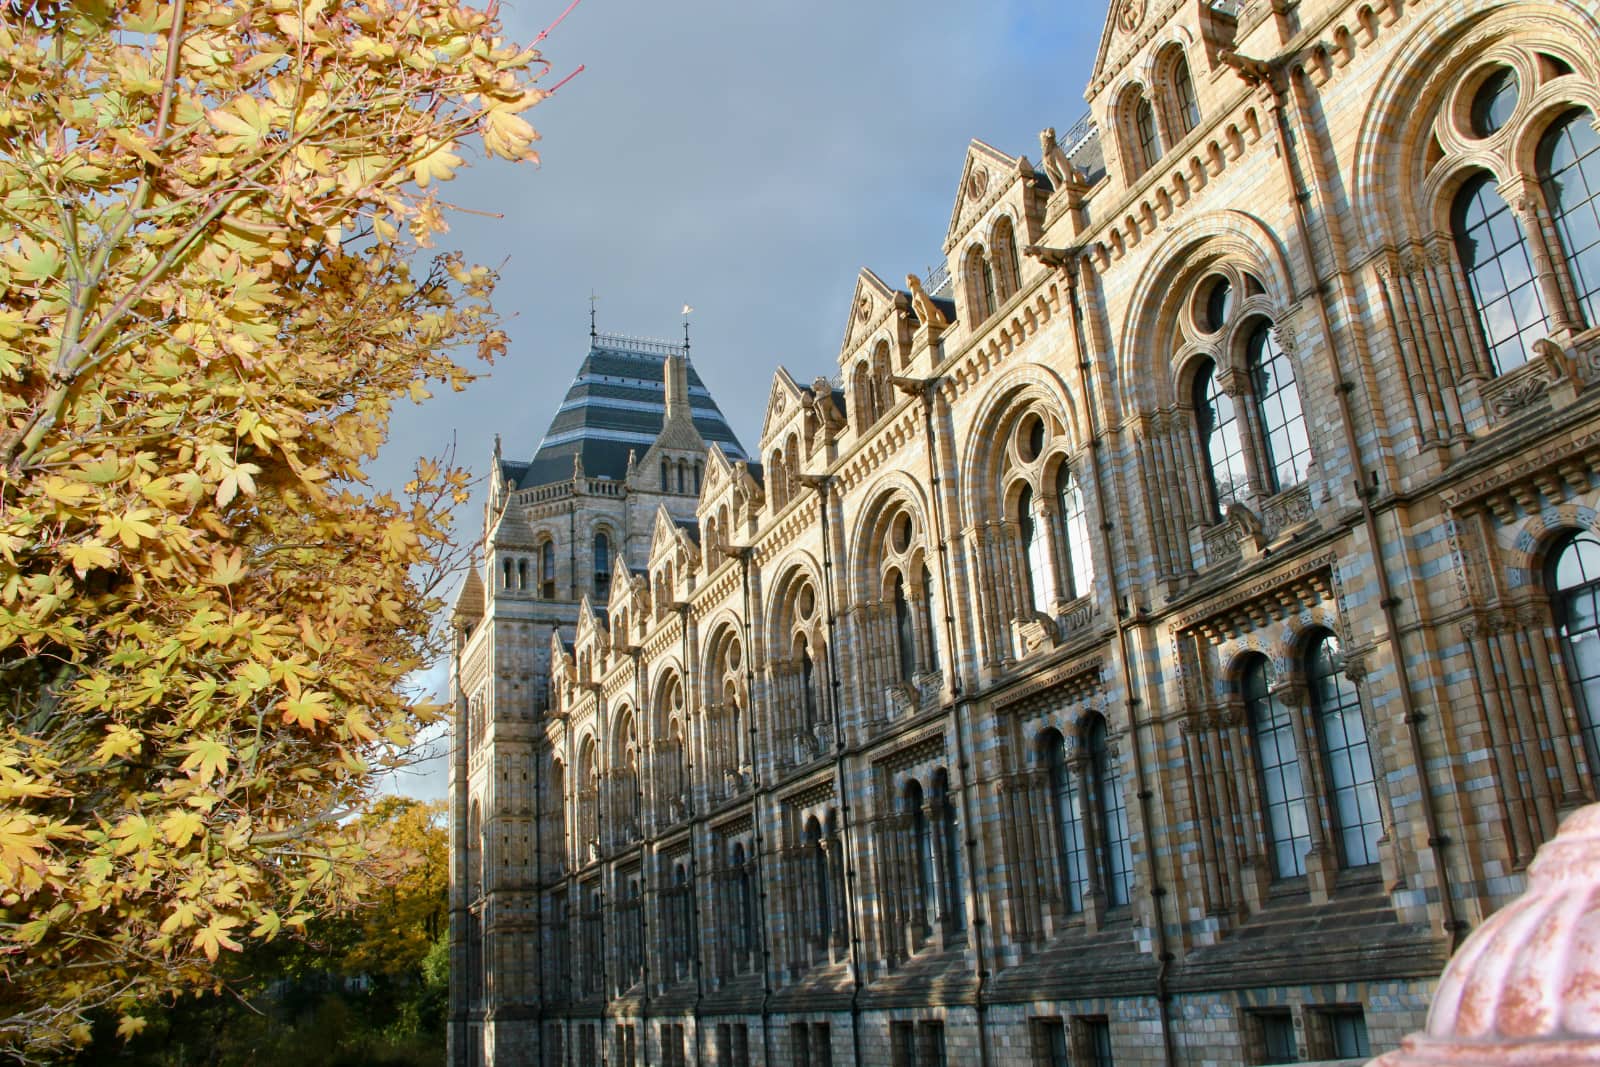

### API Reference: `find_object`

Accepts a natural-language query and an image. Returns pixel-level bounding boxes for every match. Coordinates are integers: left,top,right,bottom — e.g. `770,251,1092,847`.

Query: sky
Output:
376,0,1107,799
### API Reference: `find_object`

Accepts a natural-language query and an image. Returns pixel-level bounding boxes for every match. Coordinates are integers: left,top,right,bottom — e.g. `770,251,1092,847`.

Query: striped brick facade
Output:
450,1,1600,1064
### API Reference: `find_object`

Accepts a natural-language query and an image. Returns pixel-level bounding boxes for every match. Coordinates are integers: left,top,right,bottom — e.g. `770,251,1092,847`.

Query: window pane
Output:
1173,57,1201,134
1540,111,1600,326
1048,734,1090,913
1454,173,1551,375
1309,635,1382,867
1245,660,1313,878
1089,718,1135,906
1196,360,1249,518
1136,96,1161,171
1058,468,1095,600
1249,324,1312,492
1553,532,1600,775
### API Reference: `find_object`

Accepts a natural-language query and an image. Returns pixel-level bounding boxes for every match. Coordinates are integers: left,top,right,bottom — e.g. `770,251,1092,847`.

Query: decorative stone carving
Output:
1370,803,1600,1066
1012,612,1061,659
907,273,950,331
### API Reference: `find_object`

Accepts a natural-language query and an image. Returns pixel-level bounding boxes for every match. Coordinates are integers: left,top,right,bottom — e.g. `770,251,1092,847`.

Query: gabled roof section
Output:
944,140,1023,252
451,564,485,623
524,332,746,488
1087,0,1184,97
757,367,807,450
838,268,900,355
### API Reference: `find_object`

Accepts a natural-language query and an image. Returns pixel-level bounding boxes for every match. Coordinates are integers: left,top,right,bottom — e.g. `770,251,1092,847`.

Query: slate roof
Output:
517,334,747,488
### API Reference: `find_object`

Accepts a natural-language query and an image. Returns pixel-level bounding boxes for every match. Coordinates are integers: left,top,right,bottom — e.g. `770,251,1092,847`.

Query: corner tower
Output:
447,328,745,1067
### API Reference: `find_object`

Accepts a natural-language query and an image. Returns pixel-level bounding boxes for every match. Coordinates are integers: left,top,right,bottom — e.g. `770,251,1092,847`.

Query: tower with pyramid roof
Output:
448,328,746,1065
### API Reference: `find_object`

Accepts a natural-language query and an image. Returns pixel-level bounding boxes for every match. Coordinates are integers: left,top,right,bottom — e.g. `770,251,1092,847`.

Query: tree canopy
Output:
0,0,548,1057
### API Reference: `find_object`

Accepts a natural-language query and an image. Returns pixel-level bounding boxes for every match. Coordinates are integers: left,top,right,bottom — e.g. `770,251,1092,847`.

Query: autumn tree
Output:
0,1,551,1058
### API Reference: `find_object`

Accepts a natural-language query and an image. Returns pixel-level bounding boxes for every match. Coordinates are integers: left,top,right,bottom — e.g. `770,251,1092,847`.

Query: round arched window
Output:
1551,531,1600,774
1470,67,1518,137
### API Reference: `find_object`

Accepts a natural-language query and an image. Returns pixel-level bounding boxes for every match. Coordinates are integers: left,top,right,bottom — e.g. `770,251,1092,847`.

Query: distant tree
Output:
0,1,549,1057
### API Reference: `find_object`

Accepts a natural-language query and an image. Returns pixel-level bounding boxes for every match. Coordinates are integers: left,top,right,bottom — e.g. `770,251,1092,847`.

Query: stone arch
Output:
1504,503,1600,590
958,363,1082,525
1350,0,1600,253
1115,210,1295,415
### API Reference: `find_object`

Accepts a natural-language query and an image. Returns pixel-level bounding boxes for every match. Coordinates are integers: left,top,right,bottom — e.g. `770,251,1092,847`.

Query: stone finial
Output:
1370,803,1600,1066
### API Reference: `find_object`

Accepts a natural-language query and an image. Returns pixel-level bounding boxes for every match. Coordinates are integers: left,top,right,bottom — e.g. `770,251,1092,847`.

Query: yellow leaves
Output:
92,725,144,765
115,1016,148,1041
98,508,158,549
208,547,247,587
177,738,230,786
159,809,206,849
110,815,156,856
5,236,64,284
410,142,462,188
380,517,420,557
483,108,539,162
215,462,259,508
281,690,331,730
39,477,94,508
62,539,118,578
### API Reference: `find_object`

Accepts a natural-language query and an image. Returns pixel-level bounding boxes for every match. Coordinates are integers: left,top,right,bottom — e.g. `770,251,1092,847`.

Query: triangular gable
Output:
451,562,486,623
757,367,807,450
838,267,899,355
1086,0,1185,98
697,445,736,512
944,140,1022,252
649,505,682,567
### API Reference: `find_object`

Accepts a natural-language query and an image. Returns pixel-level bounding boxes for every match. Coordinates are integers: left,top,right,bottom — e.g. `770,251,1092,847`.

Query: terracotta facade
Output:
449,1,1600,1064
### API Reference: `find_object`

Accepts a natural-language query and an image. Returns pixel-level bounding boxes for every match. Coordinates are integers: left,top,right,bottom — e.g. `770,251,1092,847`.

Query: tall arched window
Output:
593,532,611,599
1243,658,1312,878
1539,110,1600,326
992,217,1021,303
1453,171,1550,375
732,843,754,967
800,637,819,733
893,573,917,682
1308,633,1383,868
1195,358,1248,518
966,246,996,322
1056,465,1094,600
1172,54,1200,135
1042,730,1089,913
1247,323,1311,493
921,564,940,673
1135,94,1162,171
934,770,964,936
906,780,934,939
1086,716,1134,907
1018,485,1050,610
805,818,831,950
1551,530,1600,774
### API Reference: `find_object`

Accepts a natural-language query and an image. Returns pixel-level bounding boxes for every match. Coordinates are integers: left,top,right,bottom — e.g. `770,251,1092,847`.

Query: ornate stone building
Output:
448,0,1600,1064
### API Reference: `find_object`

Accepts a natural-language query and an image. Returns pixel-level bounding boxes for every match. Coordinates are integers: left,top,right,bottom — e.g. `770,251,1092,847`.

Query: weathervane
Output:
589,290,599,341
681,303,694,355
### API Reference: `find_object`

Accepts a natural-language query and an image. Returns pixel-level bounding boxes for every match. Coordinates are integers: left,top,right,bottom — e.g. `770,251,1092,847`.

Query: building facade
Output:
449,0,1600,1064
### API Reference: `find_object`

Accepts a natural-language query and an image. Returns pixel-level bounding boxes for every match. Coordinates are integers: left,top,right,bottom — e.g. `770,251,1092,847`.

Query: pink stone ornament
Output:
1371,804,1600,1066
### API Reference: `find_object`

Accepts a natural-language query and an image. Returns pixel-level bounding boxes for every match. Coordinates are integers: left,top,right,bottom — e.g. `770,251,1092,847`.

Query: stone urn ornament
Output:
1371,804,1600,1066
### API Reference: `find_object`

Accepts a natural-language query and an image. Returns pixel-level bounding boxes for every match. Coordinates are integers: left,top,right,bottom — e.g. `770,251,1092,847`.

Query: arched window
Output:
853,362,876,428
1539,110,1600,326
1056,465,1094,600
1453,171,1550,375
1172,53,1200,135
893,573,917,682
677,460,687,494
805,818,831,950
1195,358,1248,518
1243,657,1312,878
1308,633,1383,868
540,540,556,598
1135,94,1162,171
731,843,755,967
517,558,528,590
593,531,611,599
905,780,934,939
921,564,940,674
1247,323,1311,493
800,637,819,733
1018,485,1050,610
1551,530,1600,774
661,459,671,492
1086,716,1133,907
992,217,1021,303
966,246,995,322
934,770,964,936
1042,730,1089,913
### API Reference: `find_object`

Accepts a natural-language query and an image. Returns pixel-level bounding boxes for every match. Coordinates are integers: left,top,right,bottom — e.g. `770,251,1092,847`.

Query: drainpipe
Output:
897,375,993,1067
801,475,867,1067
732,546,779,1067
1059,256,1179,1067
1222,47,1464,948
632,647,651,1067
